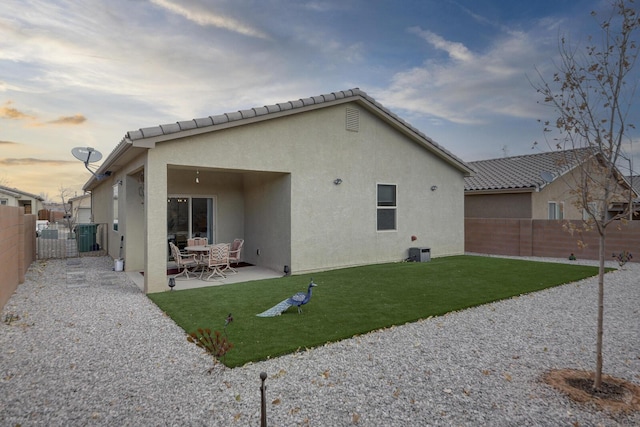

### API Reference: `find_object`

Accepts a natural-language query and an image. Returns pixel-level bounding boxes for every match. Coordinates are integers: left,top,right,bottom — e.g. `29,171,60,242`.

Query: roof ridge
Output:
127,88,364,140
469,147,591,164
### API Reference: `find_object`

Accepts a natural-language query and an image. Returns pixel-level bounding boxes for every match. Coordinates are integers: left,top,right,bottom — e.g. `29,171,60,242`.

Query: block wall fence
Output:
465,218,640,261
0,206,36,311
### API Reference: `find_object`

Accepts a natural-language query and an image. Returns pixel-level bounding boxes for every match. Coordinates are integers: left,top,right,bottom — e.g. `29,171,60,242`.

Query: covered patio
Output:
117,163,293,293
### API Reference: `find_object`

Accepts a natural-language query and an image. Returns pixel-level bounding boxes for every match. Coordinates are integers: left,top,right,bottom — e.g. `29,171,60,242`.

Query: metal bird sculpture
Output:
256,279,317,317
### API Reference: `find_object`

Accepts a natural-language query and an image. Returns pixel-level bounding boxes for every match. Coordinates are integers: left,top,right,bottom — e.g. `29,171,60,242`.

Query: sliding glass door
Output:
167,196,215,253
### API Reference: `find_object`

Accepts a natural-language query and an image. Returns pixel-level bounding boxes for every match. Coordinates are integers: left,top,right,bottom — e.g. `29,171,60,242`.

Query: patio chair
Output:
194,237,208,246
225,238,244,274
169,242,199,280
202,243,230,281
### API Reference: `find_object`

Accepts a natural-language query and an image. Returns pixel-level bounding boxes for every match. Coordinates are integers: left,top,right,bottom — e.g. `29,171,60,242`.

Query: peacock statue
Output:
256,279,318,317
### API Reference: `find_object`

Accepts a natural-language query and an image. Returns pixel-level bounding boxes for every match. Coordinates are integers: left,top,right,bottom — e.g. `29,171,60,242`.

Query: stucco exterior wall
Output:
465,193,532,218
244,173,291,272
532,169,583,219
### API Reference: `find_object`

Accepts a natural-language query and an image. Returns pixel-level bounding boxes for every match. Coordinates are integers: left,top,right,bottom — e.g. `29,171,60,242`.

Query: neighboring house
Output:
0,184,44,215
464,149,637,220
69,193,92,224
83,88,474,293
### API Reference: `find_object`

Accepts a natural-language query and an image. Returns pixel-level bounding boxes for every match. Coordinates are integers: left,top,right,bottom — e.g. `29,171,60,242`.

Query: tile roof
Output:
121,88,470,172
0,184,45,200
625,175,640,196
86,88,473,192
464,149,592,192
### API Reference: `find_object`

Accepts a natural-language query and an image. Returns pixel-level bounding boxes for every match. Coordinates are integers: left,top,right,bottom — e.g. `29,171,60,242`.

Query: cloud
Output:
0,101,36,120
48,114,87,125
377,25,553,125
150,0,269,39
0,158,77,166
408,27,474,62
0,140,17,145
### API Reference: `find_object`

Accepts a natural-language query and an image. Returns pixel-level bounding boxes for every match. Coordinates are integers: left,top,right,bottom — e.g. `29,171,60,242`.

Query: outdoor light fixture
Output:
430,185,438,191
284,265,290,276
168,277,176,291
195,170,200,184
334,178,343,185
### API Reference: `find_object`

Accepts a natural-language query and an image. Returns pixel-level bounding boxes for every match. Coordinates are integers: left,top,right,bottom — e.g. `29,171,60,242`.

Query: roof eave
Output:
88,89,474,185
465,187,536,195
82,138,135,191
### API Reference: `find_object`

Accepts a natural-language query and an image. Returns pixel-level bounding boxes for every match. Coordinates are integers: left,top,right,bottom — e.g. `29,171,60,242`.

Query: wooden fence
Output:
465,218,640,261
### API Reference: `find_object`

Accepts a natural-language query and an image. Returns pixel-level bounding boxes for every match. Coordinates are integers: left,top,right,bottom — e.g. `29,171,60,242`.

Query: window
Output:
377,184,397,231
548,201,564,220
0,198,7,205
583,202,599,220
113,184,119,231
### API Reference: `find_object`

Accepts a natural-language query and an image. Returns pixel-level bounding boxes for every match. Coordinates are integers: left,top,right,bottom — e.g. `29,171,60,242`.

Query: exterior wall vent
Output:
346,107,359,132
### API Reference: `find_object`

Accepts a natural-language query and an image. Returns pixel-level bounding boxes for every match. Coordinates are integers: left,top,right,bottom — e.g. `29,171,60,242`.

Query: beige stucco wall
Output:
465,192,532,218
95,101,467,292
532,167,594,220
0,191,43,215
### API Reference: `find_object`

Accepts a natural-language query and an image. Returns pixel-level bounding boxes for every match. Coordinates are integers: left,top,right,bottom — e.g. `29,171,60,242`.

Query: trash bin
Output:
409,247,431,262
77,224,98,252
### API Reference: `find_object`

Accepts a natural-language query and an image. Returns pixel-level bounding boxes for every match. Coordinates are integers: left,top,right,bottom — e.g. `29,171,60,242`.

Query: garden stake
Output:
260,372,267,427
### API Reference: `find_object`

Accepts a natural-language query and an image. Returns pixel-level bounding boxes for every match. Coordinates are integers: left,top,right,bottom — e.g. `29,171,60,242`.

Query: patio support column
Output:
144,156,167,293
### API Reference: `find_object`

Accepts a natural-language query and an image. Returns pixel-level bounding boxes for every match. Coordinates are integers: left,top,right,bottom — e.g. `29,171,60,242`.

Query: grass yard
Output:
148,255,602,367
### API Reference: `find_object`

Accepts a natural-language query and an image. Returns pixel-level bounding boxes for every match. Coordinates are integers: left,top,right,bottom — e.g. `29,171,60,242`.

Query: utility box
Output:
409,247,431,262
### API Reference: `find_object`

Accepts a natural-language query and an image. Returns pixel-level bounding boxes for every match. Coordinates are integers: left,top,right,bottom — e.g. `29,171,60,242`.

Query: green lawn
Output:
148,255,601,367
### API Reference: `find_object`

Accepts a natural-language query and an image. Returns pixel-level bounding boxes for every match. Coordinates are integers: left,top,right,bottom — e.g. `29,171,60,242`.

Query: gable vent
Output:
346,107,359,132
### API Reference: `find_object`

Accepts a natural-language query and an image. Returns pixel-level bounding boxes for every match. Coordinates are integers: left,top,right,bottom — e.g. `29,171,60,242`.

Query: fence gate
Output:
36,223,107,260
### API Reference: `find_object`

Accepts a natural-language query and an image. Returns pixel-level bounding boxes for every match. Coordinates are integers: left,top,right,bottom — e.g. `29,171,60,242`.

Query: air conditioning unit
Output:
409,247,431,262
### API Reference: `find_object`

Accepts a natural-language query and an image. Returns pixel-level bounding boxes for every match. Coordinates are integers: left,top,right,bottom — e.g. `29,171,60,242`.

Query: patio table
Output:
184,245,211,268
184,245,211,254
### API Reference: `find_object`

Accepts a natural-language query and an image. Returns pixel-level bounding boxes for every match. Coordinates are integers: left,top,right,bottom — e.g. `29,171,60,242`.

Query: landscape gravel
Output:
0,255,638,426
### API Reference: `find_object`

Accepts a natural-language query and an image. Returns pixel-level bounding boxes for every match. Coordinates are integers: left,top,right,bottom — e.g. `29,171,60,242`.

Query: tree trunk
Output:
594,229,605,390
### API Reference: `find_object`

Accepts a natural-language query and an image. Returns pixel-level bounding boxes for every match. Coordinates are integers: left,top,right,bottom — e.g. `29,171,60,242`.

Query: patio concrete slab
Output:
126,265,283,292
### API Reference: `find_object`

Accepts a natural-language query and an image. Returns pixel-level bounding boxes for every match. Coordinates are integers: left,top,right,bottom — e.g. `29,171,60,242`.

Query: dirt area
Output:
544,369,640,413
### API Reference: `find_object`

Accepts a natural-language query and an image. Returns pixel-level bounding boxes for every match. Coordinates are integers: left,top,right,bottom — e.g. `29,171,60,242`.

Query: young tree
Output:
58,185,76,234
534,0,639,389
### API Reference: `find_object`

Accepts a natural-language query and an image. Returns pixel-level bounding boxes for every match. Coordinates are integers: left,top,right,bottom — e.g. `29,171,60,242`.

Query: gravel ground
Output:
1,255,639,426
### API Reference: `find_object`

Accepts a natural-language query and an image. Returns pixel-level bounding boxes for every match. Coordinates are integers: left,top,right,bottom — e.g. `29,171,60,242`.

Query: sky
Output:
1,0,639,200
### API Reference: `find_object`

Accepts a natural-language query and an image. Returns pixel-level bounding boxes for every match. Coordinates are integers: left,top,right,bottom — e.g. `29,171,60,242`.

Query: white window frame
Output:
583,202,599,220
112,184,119,231
548,201,564,220
377,183,397,231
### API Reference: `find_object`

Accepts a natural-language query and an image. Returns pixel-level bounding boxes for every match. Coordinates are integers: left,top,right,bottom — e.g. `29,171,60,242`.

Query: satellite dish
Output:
540,171,555,183
72,147,102,164
72,147,109,180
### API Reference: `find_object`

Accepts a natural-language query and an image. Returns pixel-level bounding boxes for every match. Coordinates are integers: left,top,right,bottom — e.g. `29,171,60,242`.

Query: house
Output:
83,88,473,293
0,184,44,215
69,193,92,224
464,149,637,220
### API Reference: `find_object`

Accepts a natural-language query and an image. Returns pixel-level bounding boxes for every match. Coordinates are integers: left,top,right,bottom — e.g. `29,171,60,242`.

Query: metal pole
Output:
260,372,267,427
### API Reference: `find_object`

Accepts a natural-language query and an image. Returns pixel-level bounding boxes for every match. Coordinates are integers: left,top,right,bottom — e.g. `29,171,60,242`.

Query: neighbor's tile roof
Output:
0,184,45,201
625,175,640,196
464,149,591,192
